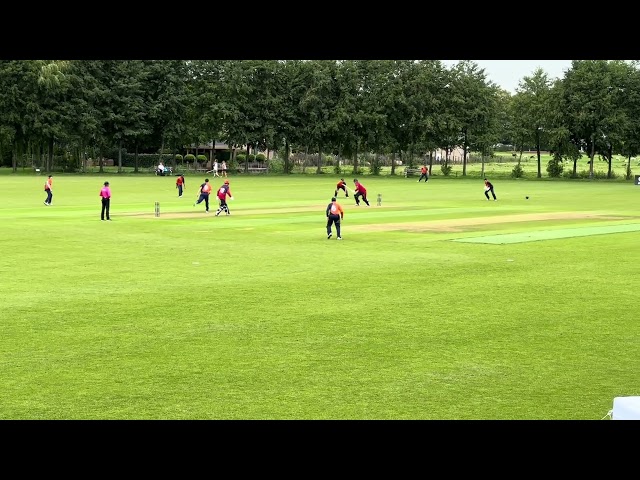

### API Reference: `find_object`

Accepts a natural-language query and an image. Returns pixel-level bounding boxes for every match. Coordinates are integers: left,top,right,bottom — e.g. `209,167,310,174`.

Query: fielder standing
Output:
484,178,497,201
326,196,344,240
44,175,53,205
176,174,185,197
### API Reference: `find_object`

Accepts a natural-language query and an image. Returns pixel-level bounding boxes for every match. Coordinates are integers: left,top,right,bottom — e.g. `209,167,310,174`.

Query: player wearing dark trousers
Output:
326,197,344,240
215,179,233,216
44,175,53,205
418,165,429,182
176,175,185,197
353,179,370,206
484,178,497,201
335,178,349,198
100,181,111,221
194,178,212,212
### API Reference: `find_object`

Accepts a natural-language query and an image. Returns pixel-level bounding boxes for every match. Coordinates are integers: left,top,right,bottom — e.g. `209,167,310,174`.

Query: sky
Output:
442,60,573,94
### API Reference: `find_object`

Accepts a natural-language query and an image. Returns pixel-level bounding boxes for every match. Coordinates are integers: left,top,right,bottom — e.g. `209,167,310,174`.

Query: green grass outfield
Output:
1,172,639,419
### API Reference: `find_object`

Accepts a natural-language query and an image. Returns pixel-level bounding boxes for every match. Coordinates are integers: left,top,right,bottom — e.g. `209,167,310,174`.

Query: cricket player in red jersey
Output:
353,178,370,206
326,196,344,240
176,174,185,197
484,178,497,201
334,178,349,198
215,179,234,216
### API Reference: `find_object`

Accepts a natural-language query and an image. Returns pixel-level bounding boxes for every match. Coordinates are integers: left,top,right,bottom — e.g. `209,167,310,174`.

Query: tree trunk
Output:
284,139,291,174
134,142,139,173
302,145,309,173
352,143,359,174
245,144,250,173
607,144,613,178
81,141,87,173
429,150,434,176
391,151,396,176
118,140,123,173
12,145,18,173
462,131,468,176
536,129,542,178
589,133,595,179
316,142,323,174
48,136,54,173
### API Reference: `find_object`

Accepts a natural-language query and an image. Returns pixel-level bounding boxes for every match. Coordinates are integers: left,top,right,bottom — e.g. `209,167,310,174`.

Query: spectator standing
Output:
44,175,53,205
221,161,228,177
326,196,344,240
213,160,220,177
100,181,111,221
176,174,185,197
194,178,212,212
353,179,370,207
215,179,234,216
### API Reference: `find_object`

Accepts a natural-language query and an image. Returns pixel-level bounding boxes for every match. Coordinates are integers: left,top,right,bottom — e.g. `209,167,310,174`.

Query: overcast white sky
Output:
442,60,573,94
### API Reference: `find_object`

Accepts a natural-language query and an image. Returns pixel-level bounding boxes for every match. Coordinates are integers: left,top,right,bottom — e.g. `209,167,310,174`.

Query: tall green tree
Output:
142,60,191,172
0,61,40,172
35,60,71,172
447,61,497,176
511,67,554,178
562,60,623,178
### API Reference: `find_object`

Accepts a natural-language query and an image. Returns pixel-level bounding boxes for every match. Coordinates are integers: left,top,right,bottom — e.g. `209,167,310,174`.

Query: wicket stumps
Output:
154,201,160,217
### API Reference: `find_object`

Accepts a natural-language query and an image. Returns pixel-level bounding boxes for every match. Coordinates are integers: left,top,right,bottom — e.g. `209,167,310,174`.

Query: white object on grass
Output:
611,396,640,419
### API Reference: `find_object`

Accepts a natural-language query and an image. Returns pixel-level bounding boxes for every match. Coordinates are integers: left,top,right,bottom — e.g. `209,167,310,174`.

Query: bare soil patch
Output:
130,208,633,228
350,212,633,233
132,204,328,219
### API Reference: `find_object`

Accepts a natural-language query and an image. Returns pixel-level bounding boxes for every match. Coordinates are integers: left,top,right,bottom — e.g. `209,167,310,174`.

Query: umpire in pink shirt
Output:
100,181,111,221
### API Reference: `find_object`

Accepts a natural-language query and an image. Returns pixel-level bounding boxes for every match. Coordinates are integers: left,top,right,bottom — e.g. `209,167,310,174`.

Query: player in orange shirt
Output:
418,165,429,182
44,175,53,205
325,196,344,240
194,178,212,212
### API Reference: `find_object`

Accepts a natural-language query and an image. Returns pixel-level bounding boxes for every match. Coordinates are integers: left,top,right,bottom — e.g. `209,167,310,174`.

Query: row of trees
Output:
1,60,638,178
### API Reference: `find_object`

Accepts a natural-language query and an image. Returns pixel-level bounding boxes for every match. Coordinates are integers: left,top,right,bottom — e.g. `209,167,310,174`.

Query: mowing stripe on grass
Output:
451,223,640,244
